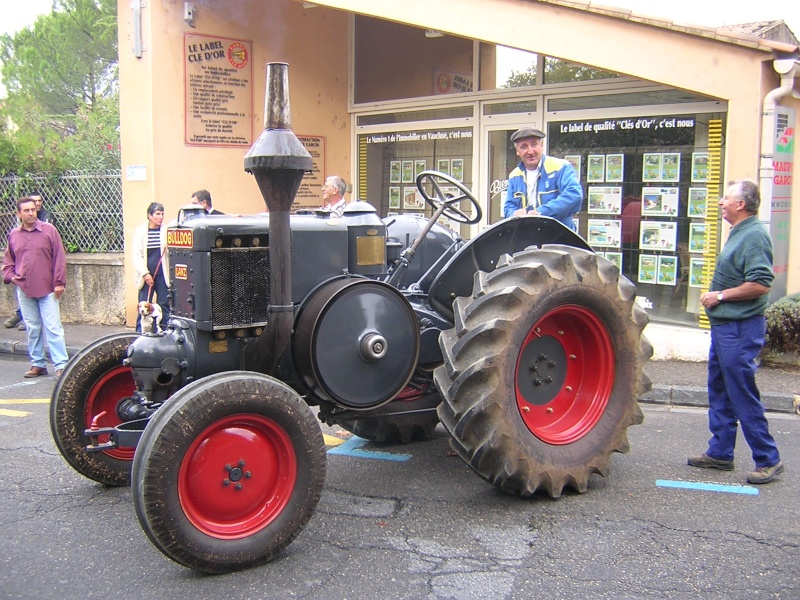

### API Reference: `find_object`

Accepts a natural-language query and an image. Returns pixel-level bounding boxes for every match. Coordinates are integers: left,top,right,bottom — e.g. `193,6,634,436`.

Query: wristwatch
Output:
717,292,724,302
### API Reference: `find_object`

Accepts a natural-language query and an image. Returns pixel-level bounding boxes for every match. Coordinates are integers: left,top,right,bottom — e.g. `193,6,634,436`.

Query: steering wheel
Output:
415,170,482,225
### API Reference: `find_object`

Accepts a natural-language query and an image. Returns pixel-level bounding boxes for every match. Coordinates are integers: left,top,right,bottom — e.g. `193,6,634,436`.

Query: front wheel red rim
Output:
84,366,136,461
178,414,297,539
515,305,615,444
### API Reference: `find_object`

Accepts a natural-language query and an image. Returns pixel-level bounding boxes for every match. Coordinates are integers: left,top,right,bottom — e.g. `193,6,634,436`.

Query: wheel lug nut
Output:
235,483,243,491
223,479,231,486
225,464,232,472
547,407,554,414
245,471,252,478
238,459,246,467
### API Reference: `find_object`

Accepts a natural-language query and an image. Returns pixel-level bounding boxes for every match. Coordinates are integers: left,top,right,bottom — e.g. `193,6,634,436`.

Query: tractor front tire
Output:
50,333,140,486
132,372,326,573
434,245,651,498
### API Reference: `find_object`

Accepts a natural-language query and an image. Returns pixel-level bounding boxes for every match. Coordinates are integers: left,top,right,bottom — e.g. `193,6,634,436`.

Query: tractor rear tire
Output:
50,333,140,486
132,372,326,573
434,245,651,498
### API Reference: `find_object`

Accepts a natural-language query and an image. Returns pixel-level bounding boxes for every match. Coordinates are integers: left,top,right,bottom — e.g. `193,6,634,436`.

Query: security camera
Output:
184,2,196,27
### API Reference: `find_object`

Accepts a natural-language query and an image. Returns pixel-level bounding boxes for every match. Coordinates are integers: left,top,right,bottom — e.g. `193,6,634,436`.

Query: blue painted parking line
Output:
327,436,412,462
656,479,759,495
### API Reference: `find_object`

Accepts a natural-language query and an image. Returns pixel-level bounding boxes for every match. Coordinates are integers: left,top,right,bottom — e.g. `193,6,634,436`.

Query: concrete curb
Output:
0,340,84,359
640,384,797,415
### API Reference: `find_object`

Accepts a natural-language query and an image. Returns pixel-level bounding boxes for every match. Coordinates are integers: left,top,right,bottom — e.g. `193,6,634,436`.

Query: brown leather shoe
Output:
24,366,48,378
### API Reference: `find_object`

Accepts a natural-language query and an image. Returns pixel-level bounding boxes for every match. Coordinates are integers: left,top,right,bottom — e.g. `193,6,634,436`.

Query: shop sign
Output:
556,116,696,136
294,135,326,209
364,129,472,144
770,106,794,298
184,33,253,147
433,69,473,95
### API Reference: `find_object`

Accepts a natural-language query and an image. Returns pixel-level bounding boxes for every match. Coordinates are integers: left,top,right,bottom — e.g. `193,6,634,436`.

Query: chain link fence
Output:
0,170,123,252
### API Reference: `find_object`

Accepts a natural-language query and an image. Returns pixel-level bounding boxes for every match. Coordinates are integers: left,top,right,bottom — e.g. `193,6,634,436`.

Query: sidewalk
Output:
1,321,798,414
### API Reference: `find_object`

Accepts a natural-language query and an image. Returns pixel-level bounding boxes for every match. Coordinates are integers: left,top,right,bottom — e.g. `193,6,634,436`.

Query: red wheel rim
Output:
84,365,136,461
515,305,615,444
178,414,297,539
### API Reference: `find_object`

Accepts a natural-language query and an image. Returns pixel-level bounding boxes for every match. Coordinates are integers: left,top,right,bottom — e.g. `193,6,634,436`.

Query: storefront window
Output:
546,113,725,325
354,16,474,104
357,126,475,235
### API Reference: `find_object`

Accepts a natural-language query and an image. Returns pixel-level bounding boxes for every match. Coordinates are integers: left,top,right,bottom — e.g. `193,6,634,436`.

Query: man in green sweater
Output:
688,179,783,484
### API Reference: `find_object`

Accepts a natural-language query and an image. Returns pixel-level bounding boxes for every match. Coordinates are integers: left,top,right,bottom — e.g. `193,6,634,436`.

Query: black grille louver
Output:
210,248,271,328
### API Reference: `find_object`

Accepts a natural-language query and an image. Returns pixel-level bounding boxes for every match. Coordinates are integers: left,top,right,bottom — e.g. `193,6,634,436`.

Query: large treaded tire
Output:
132,372,326,573
434,245,652,498
50,333,139,486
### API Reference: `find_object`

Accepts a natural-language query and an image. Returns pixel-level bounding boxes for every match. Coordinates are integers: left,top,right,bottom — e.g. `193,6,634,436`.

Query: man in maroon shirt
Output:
2,197,69,378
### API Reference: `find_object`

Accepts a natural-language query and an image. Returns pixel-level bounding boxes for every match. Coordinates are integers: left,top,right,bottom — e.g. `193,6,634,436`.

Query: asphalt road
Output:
1,352,798,600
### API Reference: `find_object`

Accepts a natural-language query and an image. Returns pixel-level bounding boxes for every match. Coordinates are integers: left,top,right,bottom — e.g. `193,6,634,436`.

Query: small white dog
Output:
138,301,163,333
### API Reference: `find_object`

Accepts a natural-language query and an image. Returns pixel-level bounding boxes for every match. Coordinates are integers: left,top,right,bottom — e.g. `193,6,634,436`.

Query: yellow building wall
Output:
118,0,351,324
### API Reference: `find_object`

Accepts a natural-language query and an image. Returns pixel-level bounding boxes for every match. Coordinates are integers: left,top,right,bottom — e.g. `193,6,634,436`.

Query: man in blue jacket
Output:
502,127,583,229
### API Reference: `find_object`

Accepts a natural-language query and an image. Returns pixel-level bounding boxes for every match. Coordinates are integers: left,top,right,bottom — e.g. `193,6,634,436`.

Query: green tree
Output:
0,0,119,174
503,57,619,88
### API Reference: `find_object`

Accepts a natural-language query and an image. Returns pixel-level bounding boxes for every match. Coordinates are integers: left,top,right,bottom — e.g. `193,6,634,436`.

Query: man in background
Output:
689,179,783,485
191,189,224,215
321,176,347,216
4,191,53,331
2,196,69,378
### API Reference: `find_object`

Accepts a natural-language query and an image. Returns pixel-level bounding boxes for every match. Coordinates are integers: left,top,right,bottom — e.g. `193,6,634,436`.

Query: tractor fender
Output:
428,215,591,322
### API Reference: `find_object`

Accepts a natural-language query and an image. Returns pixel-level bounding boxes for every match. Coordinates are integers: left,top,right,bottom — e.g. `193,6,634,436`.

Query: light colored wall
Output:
0,255,125,324
118,0,350,324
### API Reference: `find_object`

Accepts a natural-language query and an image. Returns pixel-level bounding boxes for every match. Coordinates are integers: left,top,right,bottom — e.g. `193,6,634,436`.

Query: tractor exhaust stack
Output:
244,62,312,373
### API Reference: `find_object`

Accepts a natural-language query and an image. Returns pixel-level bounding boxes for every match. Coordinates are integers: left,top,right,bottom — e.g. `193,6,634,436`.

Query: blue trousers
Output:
706,315,780,468
16,288,69,370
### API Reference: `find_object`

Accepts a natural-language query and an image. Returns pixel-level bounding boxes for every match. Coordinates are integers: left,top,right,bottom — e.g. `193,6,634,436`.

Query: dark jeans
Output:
706,315,780,468
136,272,170,332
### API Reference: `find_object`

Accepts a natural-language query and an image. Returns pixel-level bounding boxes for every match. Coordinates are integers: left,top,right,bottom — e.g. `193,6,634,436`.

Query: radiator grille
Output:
210,248,270,328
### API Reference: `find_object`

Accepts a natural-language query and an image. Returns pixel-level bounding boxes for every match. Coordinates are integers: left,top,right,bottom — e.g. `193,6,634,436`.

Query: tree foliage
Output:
0,0,119,174
503,57,619,88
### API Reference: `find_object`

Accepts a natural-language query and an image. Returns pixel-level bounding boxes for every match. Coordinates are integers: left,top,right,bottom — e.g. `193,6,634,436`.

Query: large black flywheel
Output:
434,245,652,498
294,279,420,410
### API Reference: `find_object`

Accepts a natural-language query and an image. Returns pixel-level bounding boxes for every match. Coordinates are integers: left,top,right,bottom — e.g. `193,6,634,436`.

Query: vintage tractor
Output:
50,64,651,573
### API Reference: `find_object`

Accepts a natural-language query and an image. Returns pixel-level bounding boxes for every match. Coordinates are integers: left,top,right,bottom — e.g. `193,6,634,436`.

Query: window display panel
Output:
358,127,474,233
547,113,725,325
